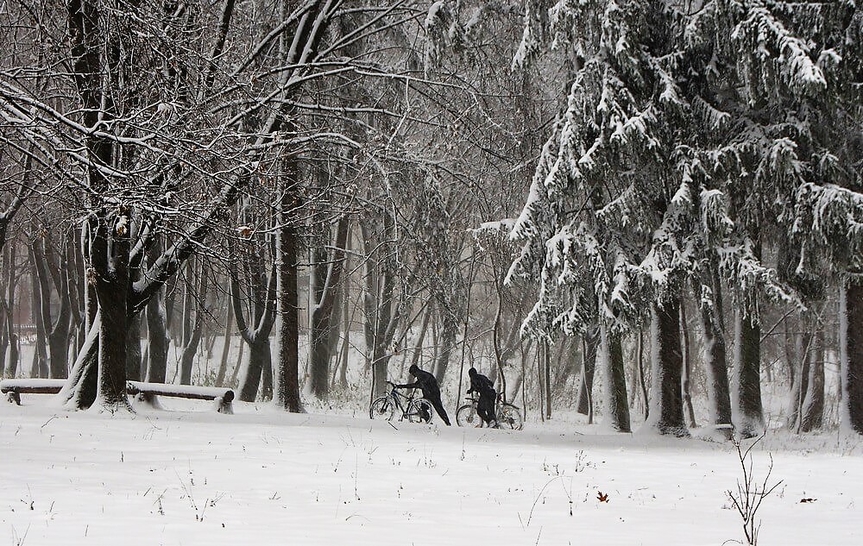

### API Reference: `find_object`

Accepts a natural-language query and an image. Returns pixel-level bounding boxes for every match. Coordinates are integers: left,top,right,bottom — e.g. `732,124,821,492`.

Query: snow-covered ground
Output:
1,392,860,546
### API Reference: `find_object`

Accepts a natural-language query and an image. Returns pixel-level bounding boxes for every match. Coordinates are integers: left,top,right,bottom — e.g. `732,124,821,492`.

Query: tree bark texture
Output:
3,243,18,377
29,250,48,378
57,312,99,410
600,322,630,433
648,300,688,437
699,297,733,437
145,288,170,383
799,324,824,433
840,277,863,434
179,260,208,385
308,216,349,399
92,216,132,411
126,314,142,381
231,228,277,402
216,301,234,386
732,307,765,437
576,325,599,417
361,215,400,397
274,181,302,412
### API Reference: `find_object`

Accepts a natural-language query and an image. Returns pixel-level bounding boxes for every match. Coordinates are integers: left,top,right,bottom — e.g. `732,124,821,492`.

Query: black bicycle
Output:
369,381,435,424
456,393,523,430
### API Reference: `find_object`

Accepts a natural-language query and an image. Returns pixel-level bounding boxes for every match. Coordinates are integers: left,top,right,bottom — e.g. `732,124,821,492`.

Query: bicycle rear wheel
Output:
456,404,482,427
407,398,435,424
496,403,523,430
369,396,395,420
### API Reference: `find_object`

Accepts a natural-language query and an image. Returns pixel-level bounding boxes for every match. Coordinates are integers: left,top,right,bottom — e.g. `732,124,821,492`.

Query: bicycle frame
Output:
369,381,434,424
456,392,523,430
386,385,414,416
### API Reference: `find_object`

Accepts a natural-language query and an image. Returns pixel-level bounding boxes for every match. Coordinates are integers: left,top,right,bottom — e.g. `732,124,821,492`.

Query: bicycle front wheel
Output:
496,403,523,430
369,396,395,420
407,398,435,424
456,404,483,427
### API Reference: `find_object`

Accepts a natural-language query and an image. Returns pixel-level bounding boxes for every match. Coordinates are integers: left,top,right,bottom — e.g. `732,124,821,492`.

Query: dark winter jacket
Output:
468,372,495,398
399,367,441,398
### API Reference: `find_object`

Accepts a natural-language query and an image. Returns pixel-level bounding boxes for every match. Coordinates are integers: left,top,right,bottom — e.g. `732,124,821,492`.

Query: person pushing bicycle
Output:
467,367,497,428
397,364,452,425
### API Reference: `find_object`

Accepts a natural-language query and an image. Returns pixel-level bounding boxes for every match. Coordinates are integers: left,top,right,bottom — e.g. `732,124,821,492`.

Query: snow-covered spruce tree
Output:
684,0,856,435
510,0,709,434
784,4,863,434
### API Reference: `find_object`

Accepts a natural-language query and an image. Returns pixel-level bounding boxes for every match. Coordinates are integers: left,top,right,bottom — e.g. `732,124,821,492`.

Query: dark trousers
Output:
477,395,496,425
424,391,451,426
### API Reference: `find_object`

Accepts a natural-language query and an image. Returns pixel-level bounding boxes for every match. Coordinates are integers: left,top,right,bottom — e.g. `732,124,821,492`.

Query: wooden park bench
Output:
127,381,235,414
1,378,234,414
0,378,65,405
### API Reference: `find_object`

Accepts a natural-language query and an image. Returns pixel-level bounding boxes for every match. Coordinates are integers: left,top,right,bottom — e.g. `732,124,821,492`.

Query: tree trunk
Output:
29,249,48,378
231,242,276,402
239,338,273,402
784,313,804,430
732,306,765,437
179,260,208,385
308,216,349,399
433,309,458,384
600,322,630,433
273,181,302,412
216,300,234,386
799,323,824,433
57,313,99,410
544,340,552,419
145,288,170,383
680,301,697,429
3,243,18,377
636,330,649,420
699,295,733,438
92,216,132,412
840,276,863,434
126,314,142,381
576,324,599,417
647,299,688,437
361,215,400,397
33,237,72,379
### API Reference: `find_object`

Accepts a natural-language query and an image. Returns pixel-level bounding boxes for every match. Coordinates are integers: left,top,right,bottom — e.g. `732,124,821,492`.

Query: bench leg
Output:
134,392,163,410
215,396,233,415
5,391,21,405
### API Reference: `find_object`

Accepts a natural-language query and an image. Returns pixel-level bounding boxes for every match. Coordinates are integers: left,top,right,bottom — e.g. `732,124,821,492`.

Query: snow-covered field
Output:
1,392,860,546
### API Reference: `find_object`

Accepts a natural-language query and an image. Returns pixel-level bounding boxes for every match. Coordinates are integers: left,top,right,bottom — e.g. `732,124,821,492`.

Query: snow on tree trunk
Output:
57,313,99,410
92,217,132,413
840,277,863,434
646,300,688,437
732,308,765,438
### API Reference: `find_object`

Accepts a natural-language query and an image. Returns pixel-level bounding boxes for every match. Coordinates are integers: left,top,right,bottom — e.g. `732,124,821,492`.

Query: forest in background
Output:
0,0,861,438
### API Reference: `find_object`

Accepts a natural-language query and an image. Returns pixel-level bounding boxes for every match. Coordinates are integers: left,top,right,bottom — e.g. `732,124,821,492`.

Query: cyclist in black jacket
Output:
398,364,451,425
467,367,497,427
